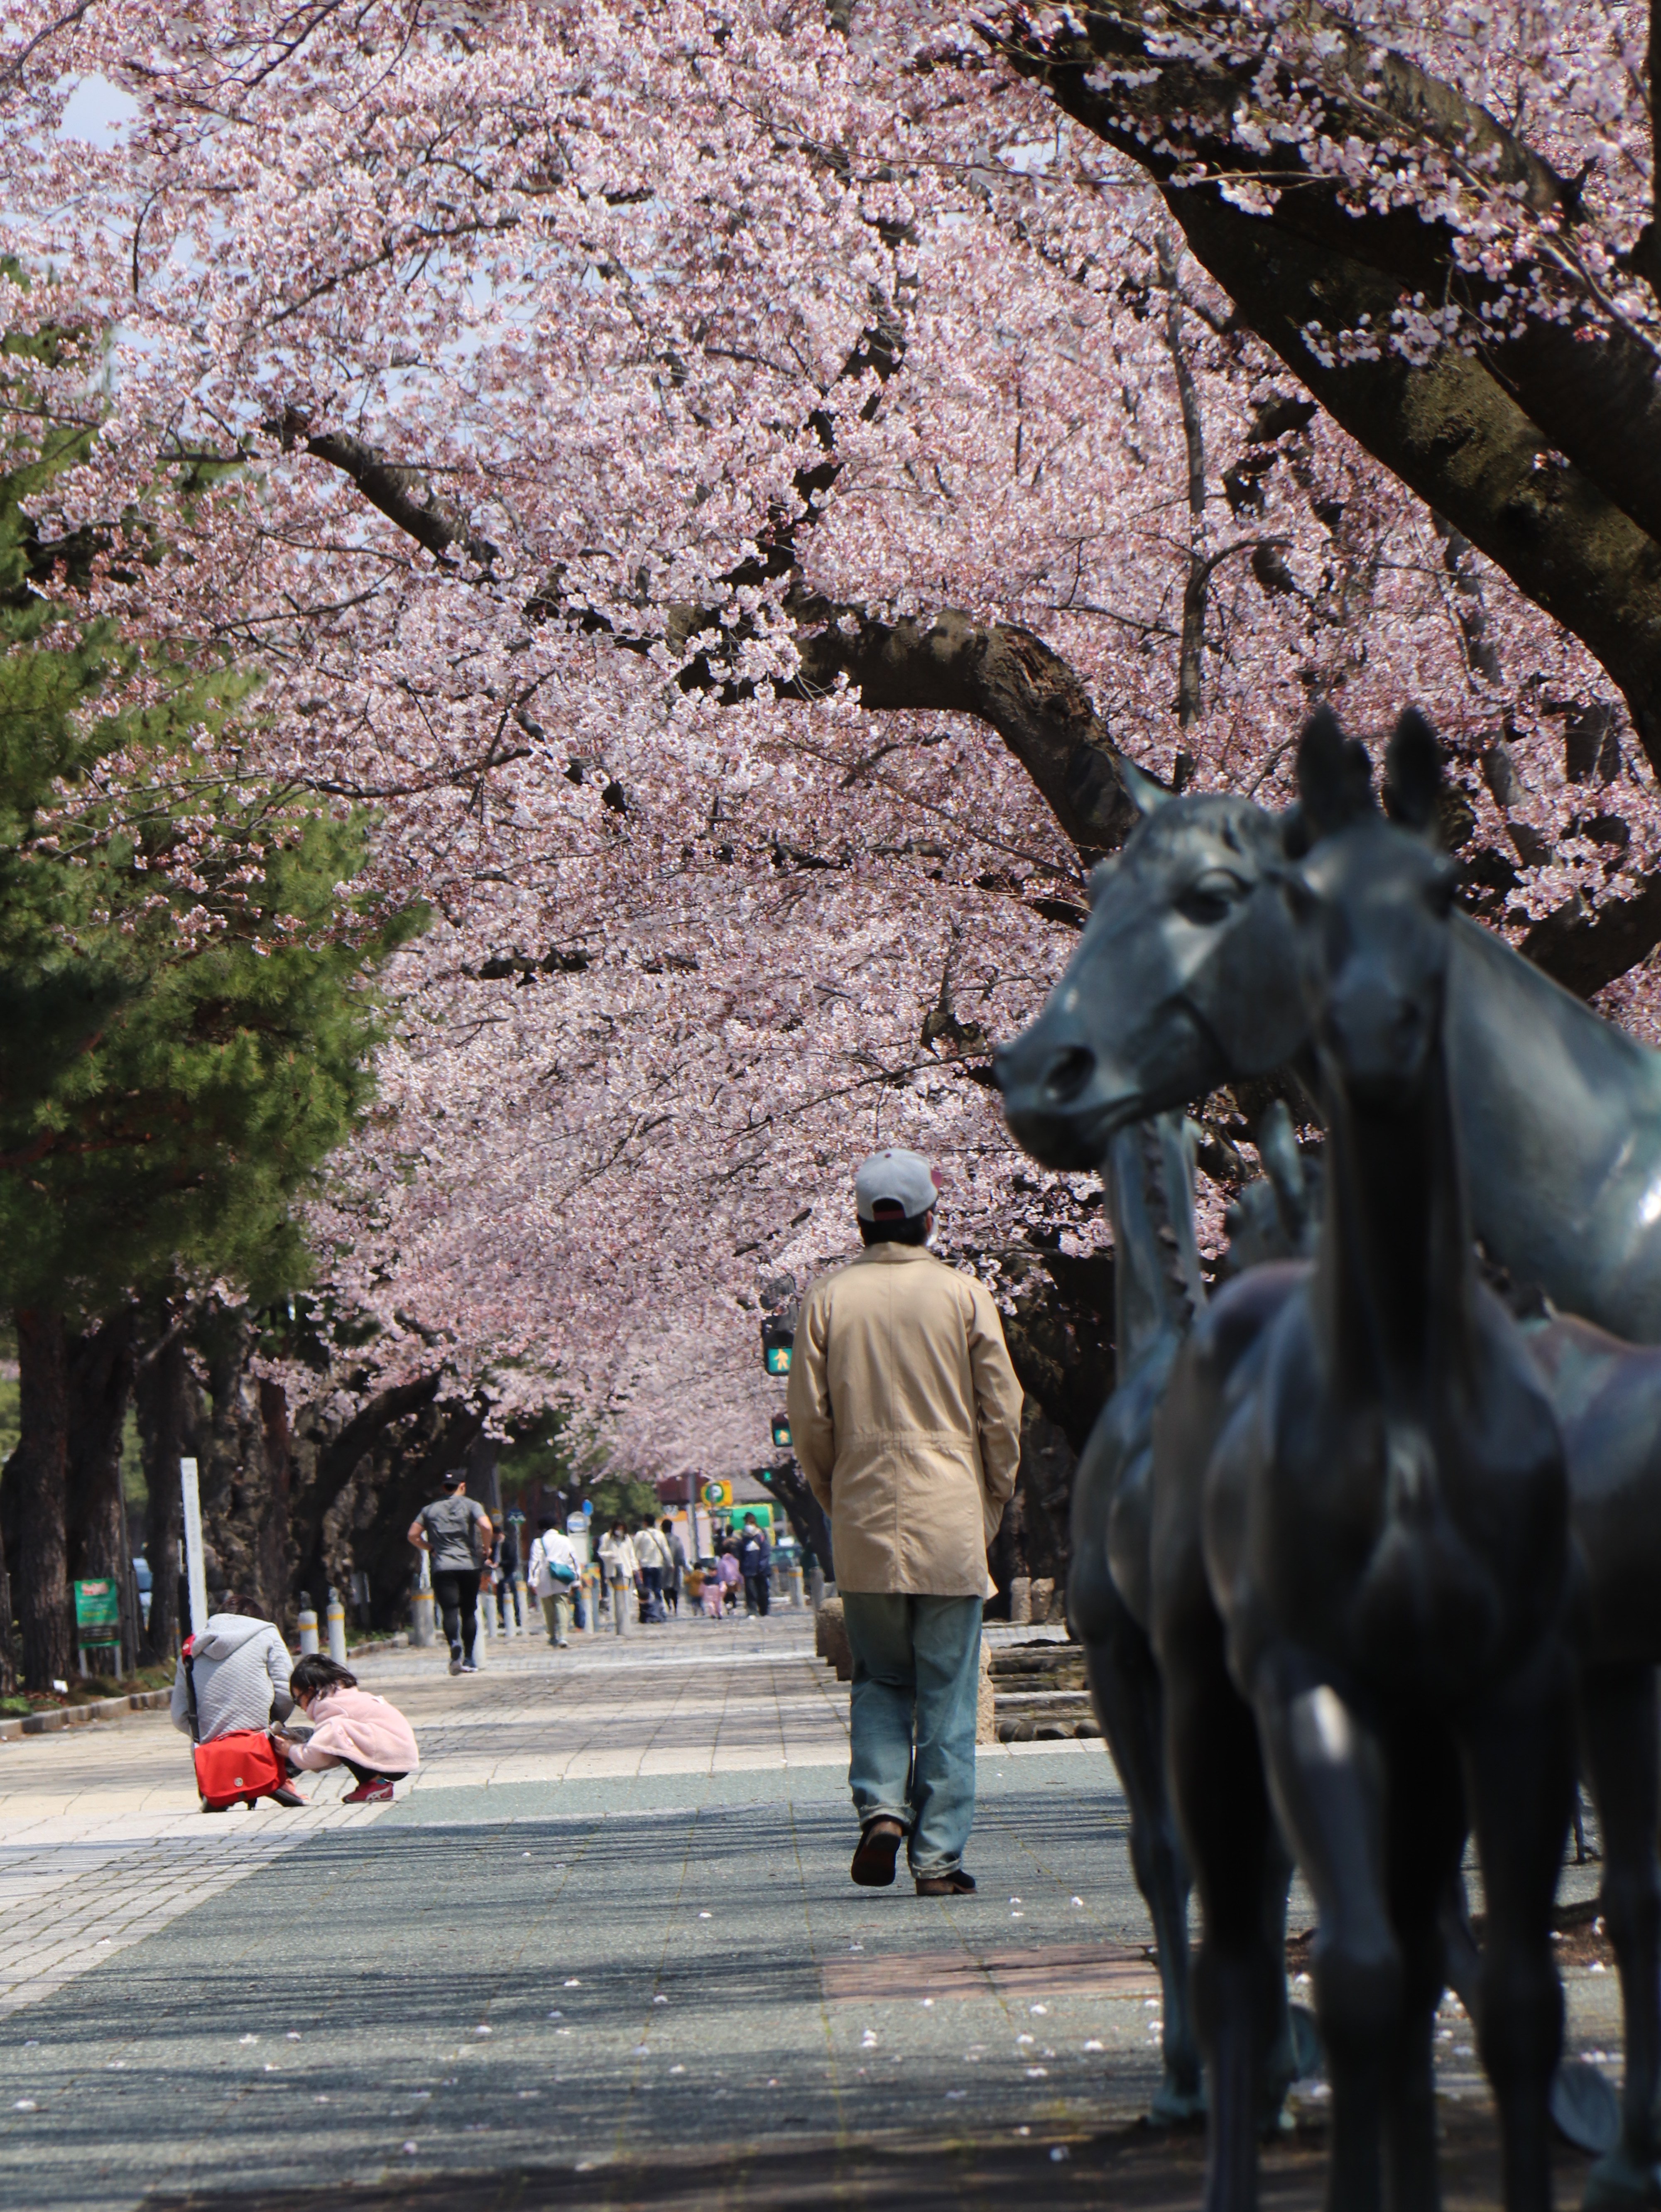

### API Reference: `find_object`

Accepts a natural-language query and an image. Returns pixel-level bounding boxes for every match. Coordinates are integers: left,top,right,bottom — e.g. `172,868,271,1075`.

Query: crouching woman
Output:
278,1657,419,1804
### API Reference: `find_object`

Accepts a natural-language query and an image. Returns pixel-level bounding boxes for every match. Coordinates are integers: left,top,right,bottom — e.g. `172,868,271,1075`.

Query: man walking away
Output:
661,1517,689,1615
408,1469,494,1675
169,1611,305,1806
633,1520,669,1622
527,1515,581,1647
786,1148,1022,1896
736,1514,772,1617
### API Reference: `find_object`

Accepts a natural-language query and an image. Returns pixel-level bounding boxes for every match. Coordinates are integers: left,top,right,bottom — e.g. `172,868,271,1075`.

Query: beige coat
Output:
786,1243,1024,1597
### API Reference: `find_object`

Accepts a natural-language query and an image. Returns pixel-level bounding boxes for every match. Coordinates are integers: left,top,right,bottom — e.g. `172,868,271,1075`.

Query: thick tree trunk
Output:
134,1317,194,1664
66,1309,137,1584
13,1307,71,1691
763,1458,834,1579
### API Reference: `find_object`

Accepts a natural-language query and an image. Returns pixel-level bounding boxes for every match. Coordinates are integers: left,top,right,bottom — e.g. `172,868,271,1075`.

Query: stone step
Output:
992,1687,1101,1743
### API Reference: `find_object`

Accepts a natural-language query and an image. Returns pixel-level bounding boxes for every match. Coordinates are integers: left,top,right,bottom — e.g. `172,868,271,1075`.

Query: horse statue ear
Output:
1296,705,1374,839
1382,707,1443,832
1118,758,1171,817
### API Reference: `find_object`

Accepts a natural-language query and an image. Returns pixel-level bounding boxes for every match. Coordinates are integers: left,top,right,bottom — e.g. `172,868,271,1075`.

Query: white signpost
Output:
180,1457,208,1639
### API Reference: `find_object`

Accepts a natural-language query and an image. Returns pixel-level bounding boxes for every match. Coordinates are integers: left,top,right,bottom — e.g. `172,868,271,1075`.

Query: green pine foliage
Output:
0,351,423,1316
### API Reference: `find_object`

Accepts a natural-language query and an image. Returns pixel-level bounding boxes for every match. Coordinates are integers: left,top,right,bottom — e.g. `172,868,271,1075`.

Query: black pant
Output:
343,1758,410,1787
743,1572,770,1616
433,1568,482,1658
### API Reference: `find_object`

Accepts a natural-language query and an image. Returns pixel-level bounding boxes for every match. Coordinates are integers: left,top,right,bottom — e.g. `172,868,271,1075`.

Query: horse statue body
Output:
1184,712,1574,2212
997,735,1661,2212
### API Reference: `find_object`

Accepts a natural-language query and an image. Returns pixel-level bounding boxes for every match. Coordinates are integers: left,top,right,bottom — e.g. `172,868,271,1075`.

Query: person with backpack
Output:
169,1610,306,1807
527,1515,581,1646
407,1468,494,1674
275,1655,419,1805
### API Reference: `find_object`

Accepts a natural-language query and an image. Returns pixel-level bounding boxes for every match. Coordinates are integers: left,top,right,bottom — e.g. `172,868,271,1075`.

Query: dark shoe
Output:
267,1785,307,1808
461,1661,478,1674
850,1819,906,1888
915,1869,976,1896
448,1652,463,1675
342,1777,396,1804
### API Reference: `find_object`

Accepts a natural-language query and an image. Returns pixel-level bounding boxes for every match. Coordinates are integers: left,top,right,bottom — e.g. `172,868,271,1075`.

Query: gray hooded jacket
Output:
170,1614,294,1742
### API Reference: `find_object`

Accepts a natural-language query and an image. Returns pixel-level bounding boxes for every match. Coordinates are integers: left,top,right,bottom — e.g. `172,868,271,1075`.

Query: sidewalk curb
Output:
0,1688,171,1742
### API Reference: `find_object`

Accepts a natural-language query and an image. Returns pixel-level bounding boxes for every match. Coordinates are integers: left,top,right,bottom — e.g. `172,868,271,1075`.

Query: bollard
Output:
515,1576,531,1636
410,1587,436,1647
297,1592,319,1657
612,1571,629,1636
504,1578,522,1639
808,1564,825,1611
1009,1576,1033,1627
786,1565,805,1610
326,1588,348,1665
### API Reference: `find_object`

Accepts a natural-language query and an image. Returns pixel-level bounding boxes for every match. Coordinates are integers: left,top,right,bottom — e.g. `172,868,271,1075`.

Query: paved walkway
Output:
0,1613,1620,2210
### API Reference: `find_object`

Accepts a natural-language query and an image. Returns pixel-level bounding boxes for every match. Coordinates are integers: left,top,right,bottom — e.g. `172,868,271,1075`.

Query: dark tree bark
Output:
986,1244,1116,1615
12,1307,71,1690
995,10,1661,761
762,1457,834,1578
134,1313,194,1664
66,1309,137,1586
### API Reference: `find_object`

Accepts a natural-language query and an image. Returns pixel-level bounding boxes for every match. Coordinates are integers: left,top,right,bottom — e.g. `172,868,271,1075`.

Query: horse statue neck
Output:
1105,1111,1205,1369
1318,1037,1476,1410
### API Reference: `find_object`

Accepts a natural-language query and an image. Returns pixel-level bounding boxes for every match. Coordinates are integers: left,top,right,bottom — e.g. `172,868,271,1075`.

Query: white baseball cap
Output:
853,1148,942,1223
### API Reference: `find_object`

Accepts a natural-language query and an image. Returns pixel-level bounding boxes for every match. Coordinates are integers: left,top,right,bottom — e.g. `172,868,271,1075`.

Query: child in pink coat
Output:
277,1656,419,1804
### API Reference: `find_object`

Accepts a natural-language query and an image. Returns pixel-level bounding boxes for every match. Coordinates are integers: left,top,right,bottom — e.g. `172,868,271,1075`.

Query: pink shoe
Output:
342,1777,396,1804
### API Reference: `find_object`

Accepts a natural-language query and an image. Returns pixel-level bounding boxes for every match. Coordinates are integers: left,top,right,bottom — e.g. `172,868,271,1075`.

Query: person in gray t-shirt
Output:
408,1470,494,1674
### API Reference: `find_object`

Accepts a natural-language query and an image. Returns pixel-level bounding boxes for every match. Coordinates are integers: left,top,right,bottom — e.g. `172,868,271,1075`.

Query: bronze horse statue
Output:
1184,711,1573,2210
997,719,1661,2210
1072,1110,1324,2127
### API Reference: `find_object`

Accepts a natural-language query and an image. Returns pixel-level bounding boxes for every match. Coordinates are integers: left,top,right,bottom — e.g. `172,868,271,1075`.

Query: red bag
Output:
181,1636,288,1809
193,1729,286,1810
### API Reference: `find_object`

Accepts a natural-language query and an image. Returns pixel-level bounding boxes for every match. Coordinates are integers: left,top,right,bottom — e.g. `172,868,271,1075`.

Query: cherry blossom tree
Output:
0,0,1653,1491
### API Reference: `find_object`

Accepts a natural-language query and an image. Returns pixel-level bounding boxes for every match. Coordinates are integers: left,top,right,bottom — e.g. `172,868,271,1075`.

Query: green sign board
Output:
73,1578,120,1635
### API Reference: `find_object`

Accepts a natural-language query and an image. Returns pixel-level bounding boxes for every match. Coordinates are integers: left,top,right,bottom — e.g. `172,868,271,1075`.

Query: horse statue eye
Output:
1177,870,1246,925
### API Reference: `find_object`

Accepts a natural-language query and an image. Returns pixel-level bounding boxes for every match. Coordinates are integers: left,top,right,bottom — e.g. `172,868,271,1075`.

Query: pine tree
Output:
0,357,422,1687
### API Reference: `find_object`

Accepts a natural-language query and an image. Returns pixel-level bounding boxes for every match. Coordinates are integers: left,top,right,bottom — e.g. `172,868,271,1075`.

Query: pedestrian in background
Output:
737,1514,772,1617
787,1147,1022,1896
598,1521,639,1622
407,1469,494,1675
527,1515,580,1647
660,1517,689,1615
716,1545,741,1615
633,1519,669,1622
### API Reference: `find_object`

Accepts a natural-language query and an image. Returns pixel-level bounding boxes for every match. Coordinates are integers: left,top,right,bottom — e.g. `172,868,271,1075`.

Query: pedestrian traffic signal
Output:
771,1414,792,1451
760,1314,794,1375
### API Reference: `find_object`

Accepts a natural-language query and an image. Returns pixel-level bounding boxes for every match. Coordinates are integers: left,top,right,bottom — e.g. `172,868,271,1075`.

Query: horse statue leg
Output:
1463,1656,1578,2212
1578,1662,1661,2210
1073,1560,1204,2120
1249,1657,1409,2212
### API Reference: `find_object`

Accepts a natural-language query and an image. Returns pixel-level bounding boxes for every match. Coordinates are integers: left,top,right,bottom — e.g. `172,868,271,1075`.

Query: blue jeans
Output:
840,1594,982,1877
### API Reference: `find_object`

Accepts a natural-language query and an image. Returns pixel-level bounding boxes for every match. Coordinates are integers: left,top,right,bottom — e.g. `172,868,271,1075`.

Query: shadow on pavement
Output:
144,2104,1563,2210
